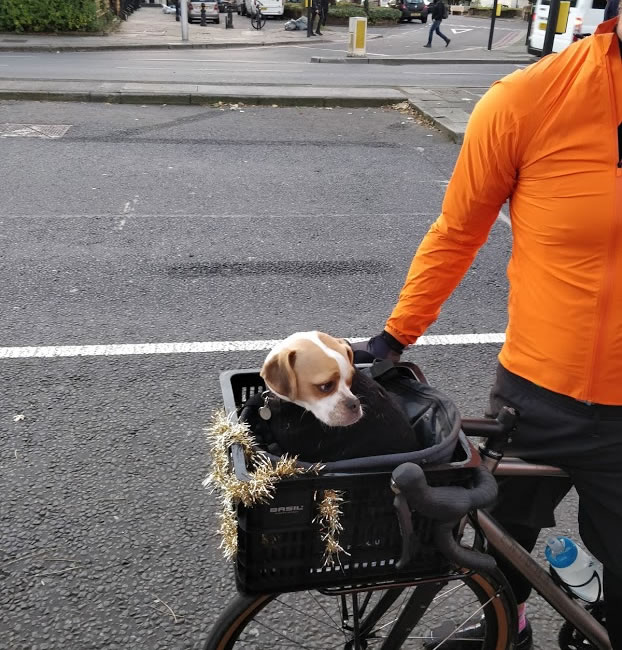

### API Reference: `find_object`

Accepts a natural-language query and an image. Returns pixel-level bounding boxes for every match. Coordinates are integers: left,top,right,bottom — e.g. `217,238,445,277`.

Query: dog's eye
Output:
318,381,335,394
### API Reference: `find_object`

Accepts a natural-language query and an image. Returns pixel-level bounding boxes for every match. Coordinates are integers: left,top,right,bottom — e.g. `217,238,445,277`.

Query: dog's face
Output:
260,331,363,427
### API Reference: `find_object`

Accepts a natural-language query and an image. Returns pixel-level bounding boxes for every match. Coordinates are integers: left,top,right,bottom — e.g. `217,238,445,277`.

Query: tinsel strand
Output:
203,409,323,560
314,489,349,567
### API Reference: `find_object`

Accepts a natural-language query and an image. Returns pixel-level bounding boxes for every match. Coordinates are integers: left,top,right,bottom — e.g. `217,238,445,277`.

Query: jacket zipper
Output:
585,49,621,401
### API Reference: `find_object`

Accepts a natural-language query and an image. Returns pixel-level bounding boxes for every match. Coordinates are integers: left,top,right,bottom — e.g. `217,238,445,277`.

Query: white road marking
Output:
400,71,509,76
289,45,351,54
0,333,506,360
0,123,71,138
0,211,434,220
450,28,473,34
114,66,294,72
114,197,138,232
498,209,511,227
136,58,308,64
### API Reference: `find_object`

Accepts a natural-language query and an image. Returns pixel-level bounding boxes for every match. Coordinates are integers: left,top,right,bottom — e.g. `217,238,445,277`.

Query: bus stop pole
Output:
487,0,499,50
180,0,189,40
525,3,535,45
542,0,561,56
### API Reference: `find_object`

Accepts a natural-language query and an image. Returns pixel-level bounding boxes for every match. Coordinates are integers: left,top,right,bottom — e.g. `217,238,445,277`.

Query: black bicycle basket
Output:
219,364,481,595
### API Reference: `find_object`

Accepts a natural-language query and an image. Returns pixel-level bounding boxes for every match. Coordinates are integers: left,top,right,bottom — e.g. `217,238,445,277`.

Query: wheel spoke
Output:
273,595,345,635
308,592,347,637
425,593,498,650
241,615,325,649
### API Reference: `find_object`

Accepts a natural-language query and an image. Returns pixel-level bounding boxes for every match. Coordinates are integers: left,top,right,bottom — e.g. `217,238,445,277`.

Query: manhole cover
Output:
0,123,72,138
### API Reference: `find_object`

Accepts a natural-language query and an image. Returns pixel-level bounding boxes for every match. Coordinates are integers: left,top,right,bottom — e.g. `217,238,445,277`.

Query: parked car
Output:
187,0,220,22
242,0,284,16
217,0,237,12
389,0,429,22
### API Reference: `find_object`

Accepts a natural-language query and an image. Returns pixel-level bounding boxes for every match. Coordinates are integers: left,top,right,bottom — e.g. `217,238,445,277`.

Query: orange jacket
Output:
386,19,622,405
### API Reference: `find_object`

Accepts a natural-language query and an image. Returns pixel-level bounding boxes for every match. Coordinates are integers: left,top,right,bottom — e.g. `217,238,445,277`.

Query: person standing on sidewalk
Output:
424,0,450,48
311,0,323,35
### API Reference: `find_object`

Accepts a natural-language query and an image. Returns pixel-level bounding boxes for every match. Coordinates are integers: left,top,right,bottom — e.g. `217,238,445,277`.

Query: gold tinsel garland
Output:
314,489,350,567
203,409,333,561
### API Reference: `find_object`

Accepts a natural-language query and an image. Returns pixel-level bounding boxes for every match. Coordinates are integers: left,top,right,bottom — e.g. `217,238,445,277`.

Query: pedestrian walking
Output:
424,0,450,47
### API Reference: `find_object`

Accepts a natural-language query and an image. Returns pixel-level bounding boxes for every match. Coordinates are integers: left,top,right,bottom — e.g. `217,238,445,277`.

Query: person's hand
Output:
349,331,405,364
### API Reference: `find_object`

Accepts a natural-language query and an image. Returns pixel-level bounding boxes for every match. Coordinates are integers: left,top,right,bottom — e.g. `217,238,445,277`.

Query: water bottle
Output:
545,536,603,603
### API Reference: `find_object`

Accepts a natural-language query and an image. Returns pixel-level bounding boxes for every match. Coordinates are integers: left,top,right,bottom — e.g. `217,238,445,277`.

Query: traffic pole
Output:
307,0,312,38
487,0,499,50
542,0,561,56
180,0,189,40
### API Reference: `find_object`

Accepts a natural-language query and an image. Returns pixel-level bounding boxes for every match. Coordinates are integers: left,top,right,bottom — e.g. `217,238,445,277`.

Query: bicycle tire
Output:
250,14,266,29
203,568,518,649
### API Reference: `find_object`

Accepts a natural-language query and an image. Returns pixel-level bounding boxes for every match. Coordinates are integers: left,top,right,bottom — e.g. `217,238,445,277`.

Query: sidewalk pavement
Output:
404,86,488,142
0,78,487,142
0,6,342,52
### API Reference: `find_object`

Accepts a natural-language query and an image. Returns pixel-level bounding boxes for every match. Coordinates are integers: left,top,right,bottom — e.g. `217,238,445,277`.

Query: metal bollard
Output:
175,0,180,21
226,4,234,27
201,2,207,25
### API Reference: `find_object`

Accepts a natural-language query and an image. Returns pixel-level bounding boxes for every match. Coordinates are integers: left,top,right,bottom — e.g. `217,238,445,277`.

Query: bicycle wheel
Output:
250,13,266,28
203,569,517,649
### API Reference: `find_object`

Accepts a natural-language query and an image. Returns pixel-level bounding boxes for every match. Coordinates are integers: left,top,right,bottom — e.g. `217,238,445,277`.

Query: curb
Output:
406,97,464,144
0,89,403,108
0,39,327,53
310,55,535,65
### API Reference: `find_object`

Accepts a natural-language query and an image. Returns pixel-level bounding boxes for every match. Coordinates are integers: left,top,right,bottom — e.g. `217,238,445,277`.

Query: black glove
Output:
349,330,405,364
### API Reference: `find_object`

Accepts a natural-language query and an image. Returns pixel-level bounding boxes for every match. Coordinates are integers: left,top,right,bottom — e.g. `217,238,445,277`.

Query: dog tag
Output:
258,405,272,421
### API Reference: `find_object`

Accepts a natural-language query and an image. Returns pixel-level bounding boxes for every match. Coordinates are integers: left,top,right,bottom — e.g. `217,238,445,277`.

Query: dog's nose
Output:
345,396,360,412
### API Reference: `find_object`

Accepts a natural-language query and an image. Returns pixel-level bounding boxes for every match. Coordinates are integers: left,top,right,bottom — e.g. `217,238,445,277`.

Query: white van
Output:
528,0,606,55
243,0,284,16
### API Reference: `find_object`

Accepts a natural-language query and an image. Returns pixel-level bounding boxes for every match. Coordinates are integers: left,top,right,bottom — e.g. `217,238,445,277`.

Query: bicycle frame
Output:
477,453,612,650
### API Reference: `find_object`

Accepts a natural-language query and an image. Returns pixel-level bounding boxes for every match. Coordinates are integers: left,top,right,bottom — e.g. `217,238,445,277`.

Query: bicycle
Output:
250,1,266,29
203,364,612,650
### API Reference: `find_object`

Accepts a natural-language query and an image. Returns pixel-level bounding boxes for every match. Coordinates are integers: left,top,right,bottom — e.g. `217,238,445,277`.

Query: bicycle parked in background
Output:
250,0,266,29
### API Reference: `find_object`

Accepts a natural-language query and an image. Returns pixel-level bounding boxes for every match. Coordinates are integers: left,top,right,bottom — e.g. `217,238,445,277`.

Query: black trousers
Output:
487,364,622,648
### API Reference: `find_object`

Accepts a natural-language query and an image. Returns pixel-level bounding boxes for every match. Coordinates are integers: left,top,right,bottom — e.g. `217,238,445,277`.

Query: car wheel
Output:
408,16,413,21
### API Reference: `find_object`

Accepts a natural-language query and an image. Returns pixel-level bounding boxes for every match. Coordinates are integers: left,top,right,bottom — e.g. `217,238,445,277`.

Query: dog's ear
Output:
337,338,354,367
260,349,298,399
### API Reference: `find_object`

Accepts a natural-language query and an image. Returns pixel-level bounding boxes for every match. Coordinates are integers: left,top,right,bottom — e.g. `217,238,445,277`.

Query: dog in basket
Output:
250,331,421,462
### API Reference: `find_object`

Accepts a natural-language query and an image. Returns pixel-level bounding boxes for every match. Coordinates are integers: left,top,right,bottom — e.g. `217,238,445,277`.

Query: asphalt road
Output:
0,100,577,649
0,51,523,89
0,18,528,90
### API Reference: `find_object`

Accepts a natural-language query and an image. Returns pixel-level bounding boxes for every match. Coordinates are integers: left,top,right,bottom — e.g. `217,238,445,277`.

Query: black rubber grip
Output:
433,521,497,573
391,463,498,571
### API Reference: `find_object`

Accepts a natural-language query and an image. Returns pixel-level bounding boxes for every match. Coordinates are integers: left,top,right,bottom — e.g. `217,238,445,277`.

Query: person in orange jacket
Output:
354,12,622,649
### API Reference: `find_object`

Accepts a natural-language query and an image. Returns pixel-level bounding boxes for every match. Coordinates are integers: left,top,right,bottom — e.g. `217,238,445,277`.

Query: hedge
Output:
284,2,400,23
0,0,110,33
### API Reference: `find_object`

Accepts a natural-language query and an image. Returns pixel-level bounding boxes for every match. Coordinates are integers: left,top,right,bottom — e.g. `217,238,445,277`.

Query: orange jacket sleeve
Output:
385,79,521,345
